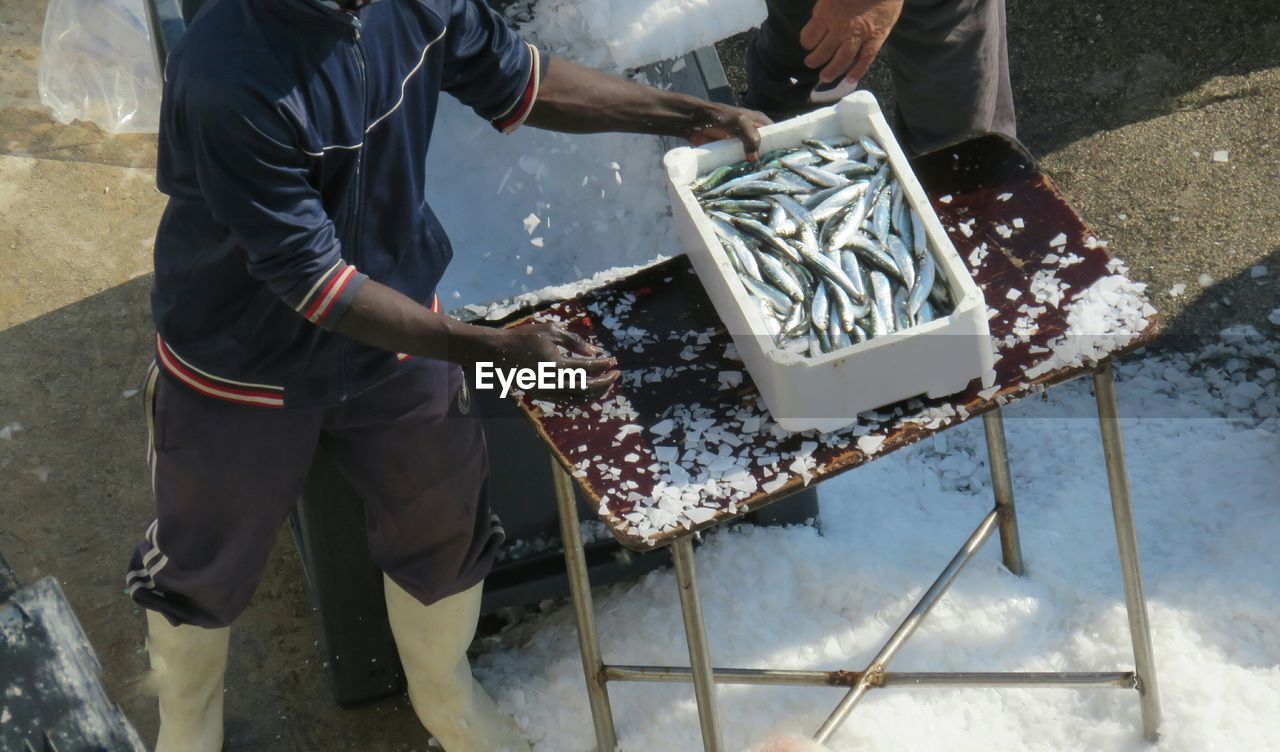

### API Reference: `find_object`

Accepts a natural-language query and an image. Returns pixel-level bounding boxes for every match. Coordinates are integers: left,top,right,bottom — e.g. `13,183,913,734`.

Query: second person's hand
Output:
800,0,904,85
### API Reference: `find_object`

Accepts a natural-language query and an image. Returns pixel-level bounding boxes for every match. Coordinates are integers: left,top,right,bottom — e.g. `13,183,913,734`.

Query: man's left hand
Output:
688,103,773,160
800,0,905,85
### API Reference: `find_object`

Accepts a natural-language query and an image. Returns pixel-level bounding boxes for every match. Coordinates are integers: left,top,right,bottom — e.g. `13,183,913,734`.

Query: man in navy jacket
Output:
128,0,768,749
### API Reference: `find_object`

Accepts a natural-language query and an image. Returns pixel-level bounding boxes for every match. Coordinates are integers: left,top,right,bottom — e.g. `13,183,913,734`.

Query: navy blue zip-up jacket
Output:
151,0,540,407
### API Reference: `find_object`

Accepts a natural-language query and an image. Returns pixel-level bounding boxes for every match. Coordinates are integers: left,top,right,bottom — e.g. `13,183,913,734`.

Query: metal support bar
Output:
1093,363,1164,742
812,509,1000,743
672,537,724,752
603,665,1136,689
551,460,618,752
983,409,1026,576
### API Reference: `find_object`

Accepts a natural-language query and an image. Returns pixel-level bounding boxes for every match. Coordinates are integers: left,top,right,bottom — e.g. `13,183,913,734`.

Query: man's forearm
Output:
331,279,497,365
525,56,769,156
526,57,709,135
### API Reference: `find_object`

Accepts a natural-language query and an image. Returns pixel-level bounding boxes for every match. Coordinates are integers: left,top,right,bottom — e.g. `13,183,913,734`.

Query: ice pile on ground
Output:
427,96,679,307
504,0,767,71
474,331,1280,750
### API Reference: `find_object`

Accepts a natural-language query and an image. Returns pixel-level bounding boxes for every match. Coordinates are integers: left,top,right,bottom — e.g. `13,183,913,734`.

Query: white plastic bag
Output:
38,0,162,134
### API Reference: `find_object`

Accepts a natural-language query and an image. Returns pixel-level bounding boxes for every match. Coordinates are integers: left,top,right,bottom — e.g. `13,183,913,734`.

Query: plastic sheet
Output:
38,0,161,134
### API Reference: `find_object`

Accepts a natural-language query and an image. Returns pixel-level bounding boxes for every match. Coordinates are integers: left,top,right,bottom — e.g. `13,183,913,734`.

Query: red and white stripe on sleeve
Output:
492,44,541,134
291,259,365,328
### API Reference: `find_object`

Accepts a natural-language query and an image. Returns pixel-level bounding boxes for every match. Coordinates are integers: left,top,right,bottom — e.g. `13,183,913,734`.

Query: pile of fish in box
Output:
665,92,993,432
691,134,952,357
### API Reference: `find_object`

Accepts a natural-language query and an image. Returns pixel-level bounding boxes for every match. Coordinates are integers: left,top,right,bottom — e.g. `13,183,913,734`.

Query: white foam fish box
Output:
663,91,994,432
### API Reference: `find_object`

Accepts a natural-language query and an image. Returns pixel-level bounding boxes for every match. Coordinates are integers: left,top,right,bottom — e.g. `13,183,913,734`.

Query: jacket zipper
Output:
339,18,368,402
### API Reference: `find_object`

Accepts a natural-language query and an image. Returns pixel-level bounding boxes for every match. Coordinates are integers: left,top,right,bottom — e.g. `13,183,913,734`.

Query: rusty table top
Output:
507,135,1160,551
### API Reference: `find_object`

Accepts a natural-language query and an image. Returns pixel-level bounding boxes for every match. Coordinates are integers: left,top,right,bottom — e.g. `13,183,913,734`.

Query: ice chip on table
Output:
522,213,541,234
1250,265,1268,278
997,192,1012,201
1212,149,1229,162
1268,309,1280,326
718,371,743,389
1198,273,1214,288
1049,232,1067,248
0,421,21,440
1168,283,1186,296
857,434,886,455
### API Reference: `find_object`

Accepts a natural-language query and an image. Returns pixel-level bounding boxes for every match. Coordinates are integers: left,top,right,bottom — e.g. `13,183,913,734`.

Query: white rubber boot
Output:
384,575,531,752
144,610,230,752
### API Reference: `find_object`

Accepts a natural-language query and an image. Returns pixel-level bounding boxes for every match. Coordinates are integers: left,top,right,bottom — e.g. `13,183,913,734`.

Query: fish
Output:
908,249,936,322
743,274,793,315
887,236,916,291
859,136,888,160
690,135,955,357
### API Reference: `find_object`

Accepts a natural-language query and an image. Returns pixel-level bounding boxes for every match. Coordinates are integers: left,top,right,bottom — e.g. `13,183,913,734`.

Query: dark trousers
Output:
746,0,1016,154
126,358,502,628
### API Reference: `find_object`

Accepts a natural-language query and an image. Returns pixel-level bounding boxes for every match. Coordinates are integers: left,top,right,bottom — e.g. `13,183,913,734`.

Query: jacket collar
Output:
258,0,374,29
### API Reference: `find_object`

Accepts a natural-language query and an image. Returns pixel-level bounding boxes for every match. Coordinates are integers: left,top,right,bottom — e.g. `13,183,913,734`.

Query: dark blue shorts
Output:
126,359,502,628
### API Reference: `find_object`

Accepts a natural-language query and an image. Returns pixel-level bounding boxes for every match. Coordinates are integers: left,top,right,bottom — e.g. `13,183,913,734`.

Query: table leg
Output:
983,409,1026,576
672,537,724,752
1092,363,1163,742
813,509,1000,743
550,460,619,751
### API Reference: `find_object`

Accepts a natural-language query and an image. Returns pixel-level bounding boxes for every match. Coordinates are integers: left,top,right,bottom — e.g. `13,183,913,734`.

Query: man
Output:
126,0,768,749
743,0,1015,154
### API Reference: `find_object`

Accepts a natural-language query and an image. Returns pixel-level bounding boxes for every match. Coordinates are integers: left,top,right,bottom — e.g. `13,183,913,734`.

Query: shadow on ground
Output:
0,277,431,749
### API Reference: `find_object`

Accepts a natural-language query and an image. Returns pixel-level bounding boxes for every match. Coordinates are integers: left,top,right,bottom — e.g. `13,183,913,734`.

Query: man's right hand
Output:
333,279,619,401
476,322,620,401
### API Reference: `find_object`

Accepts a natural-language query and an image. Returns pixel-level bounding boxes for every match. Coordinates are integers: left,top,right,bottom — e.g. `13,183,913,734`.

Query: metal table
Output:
509,135,1162,750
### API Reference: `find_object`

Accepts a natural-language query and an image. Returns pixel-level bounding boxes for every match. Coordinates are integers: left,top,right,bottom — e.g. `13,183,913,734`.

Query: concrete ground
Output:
0,0,1276,749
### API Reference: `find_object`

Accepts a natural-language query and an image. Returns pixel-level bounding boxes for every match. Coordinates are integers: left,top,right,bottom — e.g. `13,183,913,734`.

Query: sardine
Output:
742,275,792,315
908,249,936,322
859,136,888,160
887,236,916,291
756,252,806,302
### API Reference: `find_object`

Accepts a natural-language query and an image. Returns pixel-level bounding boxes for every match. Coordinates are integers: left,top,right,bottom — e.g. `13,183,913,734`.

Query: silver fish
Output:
787,163,851,189
719,179,808,198
730,215,804,264
743,274,792,315
908,249,936,322
869,270,896,334
810,181,868,222
757,252,806,302
699,168,778,198
811,282,831,331
887,236,916,291
859,136,887,160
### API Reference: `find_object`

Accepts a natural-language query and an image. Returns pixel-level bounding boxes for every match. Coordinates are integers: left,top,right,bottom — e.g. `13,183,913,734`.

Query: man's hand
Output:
800,0,904,85
483,322,620,400
526,57,771,160
687,102,773,160
332,279,618,401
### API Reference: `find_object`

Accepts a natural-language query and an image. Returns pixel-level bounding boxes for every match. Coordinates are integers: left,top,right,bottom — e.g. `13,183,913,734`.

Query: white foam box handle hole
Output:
663,91,995,433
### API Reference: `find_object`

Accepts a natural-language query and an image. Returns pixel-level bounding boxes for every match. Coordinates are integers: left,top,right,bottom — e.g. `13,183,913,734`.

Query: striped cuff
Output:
492,44,541,134
290,260,367,329
156,335,286,408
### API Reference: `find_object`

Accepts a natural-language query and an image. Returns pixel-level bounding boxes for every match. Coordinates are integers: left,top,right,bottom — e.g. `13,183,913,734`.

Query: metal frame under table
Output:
509,136,1163,750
